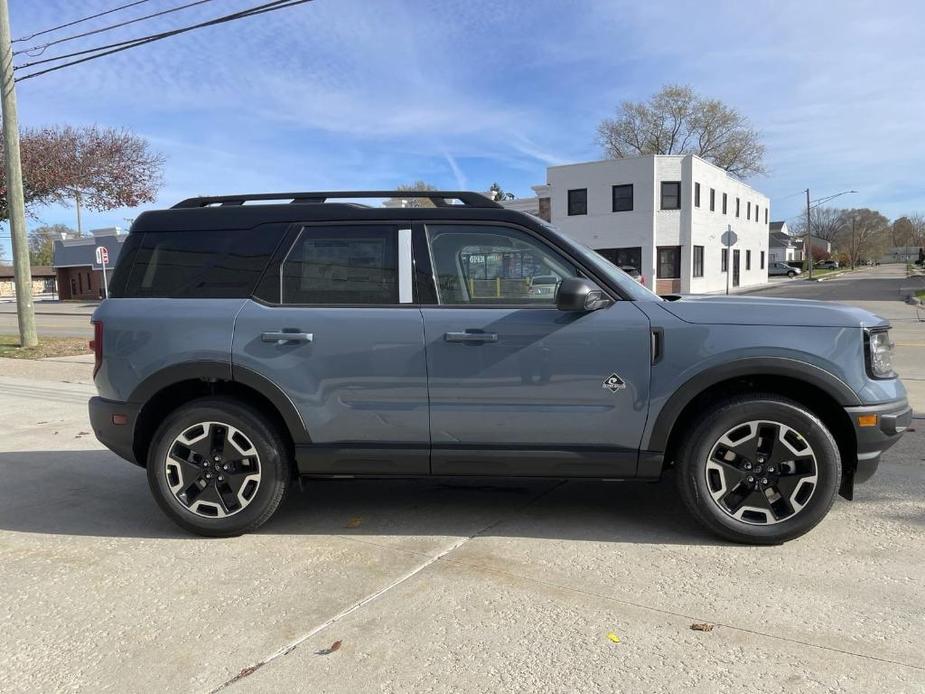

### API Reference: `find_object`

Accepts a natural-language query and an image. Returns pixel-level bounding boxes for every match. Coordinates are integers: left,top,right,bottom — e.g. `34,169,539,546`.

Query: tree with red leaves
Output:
0,125,164,220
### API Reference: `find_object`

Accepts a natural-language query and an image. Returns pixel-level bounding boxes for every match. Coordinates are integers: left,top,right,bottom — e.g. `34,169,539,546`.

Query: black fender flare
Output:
129,360,309,445
644,357,861,452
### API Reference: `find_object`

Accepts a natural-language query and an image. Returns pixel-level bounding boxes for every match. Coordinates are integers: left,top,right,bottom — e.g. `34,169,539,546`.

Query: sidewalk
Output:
0,299,99,316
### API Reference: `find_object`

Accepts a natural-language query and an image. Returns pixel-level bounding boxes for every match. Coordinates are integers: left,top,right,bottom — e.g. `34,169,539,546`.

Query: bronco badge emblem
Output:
602,373,626,392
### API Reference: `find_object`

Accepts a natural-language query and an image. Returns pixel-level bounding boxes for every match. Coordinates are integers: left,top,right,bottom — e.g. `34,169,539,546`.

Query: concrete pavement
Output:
1,267,923,692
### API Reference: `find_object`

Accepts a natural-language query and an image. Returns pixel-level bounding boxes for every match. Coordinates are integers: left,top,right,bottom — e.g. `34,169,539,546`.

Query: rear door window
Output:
281,225,399,305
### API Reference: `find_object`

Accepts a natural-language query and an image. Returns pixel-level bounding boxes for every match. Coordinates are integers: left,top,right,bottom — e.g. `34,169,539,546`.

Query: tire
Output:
675,394,840,544
147,397,291,537
787,271,796,278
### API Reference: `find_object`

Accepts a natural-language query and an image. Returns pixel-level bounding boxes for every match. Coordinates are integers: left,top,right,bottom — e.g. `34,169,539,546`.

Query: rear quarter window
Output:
121,225,288,298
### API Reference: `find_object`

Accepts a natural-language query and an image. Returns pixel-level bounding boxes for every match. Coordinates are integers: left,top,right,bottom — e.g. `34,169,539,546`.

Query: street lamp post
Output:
803,189,858,279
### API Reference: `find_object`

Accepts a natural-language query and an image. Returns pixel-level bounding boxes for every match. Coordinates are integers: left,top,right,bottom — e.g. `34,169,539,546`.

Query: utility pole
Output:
805,188,813,280
75,190,83,235
0,0,37,347
851,216,856,269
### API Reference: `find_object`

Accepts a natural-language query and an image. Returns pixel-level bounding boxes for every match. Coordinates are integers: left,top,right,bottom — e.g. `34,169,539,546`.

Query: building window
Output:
761,251,766,269
709,188,715,211
596,246,641,271
721,248,728,272
735,197,740,217
747,201,751,220
661,181,681,210
764,208,768,224
611,184,633,212
657,246,681,278
693,245,704,277
567,188,587,216
746,250,752,270
755,205,760,223
722,193,728,214
694,182,701,208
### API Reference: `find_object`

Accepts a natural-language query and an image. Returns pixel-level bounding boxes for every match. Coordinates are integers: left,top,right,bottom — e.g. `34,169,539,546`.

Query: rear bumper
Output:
89,397,141,466
844,399,913,484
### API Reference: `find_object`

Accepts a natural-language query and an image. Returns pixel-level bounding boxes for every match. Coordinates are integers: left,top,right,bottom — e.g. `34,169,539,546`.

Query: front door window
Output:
426,224,577,305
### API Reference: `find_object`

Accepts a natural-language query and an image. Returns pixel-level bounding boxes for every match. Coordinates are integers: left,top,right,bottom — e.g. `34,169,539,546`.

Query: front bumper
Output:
89,397,141,466
844,399,913,484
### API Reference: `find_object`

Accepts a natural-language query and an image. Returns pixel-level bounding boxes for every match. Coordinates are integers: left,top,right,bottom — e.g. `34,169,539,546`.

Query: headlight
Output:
866,329,895,379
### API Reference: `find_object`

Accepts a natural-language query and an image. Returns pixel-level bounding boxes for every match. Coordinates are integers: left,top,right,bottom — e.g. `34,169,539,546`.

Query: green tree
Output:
488,183,515,201
29,223,77,266
597,84,765,178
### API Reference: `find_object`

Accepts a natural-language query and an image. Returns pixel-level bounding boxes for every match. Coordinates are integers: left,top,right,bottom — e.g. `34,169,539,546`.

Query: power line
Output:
14,0,219,57
12,0,155,43
15,0,313,80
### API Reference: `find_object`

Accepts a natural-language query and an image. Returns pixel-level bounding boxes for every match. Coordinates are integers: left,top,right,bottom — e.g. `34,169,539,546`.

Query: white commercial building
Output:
506,154,770,294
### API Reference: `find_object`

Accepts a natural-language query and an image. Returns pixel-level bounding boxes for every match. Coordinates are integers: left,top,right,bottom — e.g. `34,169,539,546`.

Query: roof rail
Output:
171,190,502,209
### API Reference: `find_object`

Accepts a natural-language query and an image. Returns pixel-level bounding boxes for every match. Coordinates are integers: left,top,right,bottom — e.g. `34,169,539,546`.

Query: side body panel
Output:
422,302,652,476
231,300,430,473
637,302,908,452
92,298,245,402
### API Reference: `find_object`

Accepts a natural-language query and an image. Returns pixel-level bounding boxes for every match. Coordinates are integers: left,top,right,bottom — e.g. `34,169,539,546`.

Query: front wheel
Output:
676,394,840,544
787,271,796,278
147,398,291,537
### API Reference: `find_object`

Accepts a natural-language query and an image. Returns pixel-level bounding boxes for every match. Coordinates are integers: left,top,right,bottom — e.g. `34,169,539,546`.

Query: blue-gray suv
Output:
88,191,911,543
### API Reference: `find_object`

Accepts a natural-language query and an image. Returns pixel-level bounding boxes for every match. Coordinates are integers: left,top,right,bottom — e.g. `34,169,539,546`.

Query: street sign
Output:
721,230,738,246
95,246,110,299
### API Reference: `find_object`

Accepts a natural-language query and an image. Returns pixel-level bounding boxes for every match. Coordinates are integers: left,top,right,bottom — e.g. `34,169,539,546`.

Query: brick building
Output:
53,228,127,300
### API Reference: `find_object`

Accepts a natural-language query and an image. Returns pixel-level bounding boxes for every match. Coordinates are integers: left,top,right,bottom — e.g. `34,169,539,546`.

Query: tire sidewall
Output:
680,398,841,543
147,398,289,536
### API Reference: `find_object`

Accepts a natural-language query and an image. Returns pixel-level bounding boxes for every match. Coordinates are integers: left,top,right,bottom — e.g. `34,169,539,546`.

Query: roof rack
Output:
171,190,502,209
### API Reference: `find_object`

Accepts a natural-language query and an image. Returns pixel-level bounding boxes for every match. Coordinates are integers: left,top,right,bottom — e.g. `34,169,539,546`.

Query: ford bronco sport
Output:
89,191,911,543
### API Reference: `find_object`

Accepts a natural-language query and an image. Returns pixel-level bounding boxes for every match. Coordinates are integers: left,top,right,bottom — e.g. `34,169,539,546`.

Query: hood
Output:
660,295,888,328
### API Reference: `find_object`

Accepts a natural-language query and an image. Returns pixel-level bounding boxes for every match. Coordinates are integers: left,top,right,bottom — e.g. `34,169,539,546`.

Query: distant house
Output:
53,228,127,300
768,222,801,263
880,246,924,264
768,221,831,263
0,266,57,297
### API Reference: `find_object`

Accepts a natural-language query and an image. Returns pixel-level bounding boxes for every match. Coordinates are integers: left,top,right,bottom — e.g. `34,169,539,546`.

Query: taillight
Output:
90,320,103,377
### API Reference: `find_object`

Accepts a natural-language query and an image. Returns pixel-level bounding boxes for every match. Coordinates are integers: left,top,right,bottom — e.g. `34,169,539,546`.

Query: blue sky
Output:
3,0,924,258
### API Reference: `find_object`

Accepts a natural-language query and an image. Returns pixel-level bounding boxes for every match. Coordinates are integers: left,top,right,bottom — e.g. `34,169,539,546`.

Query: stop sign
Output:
96,246,109,265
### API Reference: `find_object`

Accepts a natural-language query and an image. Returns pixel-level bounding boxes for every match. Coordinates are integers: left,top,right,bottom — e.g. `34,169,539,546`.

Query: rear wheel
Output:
676,394,840,544
147,398,291,537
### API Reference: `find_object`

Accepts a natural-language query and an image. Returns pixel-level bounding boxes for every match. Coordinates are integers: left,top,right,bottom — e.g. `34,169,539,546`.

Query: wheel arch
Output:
648,359,860,490
130,361,308,467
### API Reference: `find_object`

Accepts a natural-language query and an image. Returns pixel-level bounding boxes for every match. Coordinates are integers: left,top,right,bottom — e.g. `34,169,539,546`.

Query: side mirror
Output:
556,277,613,312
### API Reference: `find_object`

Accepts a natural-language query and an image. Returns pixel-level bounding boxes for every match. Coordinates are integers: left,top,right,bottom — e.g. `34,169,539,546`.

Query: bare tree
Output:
0,125,165,221
836,209,890,266
388,181,439,208
596,84,766,178
789,206,846,243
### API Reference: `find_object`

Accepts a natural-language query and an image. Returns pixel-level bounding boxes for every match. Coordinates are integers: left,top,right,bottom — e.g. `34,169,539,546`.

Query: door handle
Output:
444,331,499,343
261,331,313,344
